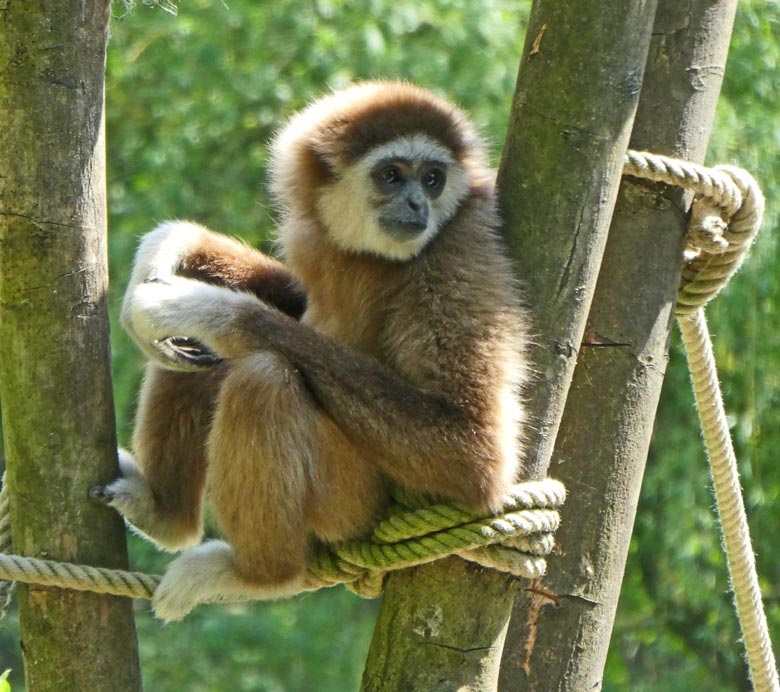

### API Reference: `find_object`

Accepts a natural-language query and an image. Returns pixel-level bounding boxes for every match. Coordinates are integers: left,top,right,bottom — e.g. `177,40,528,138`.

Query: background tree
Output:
1,1,777,689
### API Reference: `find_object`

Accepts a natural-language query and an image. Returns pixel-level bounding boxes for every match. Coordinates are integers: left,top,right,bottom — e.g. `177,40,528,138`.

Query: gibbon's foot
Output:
90,449,154,514
153,336,222,369
152,541,307,622
91,450,201,552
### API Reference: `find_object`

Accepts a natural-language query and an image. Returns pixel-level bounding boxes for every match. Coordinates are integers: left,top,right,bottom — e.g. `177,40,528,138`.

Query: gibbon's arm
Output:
125,276,516,510
121,221,306,370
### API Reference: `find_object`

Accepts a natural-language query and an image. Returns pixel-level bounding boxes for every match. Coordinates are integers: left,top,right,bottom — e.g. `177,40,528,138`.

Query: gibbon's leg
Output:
151,352,386,622
93,363,225,551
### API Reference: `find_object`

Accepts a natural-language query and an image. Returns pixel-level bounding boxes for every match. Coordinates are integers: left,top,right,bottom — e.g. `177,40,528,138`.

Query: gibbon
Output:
93,81,529,621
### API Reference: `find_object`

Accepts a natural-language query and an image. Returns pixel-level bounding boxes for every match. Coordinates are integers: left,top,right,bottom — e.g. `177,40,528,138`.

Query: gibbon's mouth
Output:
379,218,429,240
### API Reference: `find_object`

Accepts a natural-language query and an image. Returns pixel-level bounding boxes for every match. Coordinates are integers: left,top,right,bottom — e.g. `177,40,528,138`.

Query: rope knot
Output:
622,152,764,317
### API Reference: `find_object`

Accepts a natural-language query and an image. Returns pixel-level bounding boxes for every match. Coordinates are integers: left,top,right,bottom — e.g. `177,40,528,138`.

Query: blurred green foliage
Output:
1,1,778,690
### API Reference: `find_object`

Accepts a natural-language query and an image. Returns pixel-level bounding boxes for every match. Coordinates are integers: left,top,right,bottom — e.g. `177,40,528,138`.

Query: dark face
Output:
370,158,448,239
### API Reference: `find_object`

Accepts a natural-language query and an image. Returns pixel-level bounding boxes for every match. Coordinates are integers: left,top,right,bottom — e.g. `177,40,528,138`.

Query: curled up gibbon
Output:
92,81,529,622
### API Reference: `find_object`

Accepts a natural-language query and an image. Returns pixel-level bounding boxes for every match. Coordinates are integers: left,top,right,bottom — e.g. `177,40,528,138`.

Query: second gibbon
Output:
93,81,529,621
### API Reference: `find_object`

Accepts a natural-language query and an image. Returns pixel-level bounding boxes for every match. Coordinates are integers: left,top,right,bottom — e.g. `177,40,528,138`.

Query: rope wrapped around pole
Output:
0,478,566,604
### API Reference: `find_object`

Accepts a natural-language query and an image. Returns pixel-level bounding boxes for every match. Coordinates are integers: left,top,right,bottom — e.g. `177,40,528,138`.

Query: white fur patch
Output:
152,540,306,622
123,220,206,287
316,134,471,261
497,383,522,490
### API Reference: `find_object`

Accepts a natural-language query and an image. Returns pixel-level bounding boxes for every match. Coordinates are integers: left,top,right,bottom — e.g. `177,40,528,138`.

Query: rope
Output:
626,151,777,692
0,478,566,604
679,312,778,692
0,479,14,617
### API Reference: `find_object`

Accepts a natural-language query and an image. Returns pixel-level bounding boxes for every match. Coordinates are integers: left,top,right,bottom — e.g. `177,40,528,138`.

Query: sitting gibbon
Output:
93,81,529,621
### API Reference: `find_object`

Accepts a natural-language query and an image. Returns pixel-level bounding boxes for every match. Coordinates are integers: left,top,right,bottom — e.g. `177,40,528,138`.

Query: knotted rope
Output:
625,151,777,692
0,478,565,605
306,480,564,598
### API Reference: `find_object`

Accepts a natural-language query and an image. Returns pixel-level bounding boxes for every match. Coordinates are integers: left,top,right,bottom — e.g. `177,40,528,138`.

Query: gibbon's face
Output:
317,134,471,261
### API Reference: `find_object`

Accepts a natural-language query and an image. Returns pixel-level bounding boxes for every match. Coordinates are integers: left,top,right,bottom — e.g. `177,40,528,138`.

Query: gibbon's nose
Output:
407,188,427,212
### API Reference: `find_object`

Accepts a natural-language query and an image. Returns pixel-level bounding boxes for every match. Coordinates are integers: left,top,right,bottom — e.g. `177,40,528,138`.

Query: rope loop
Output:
623,151,765,316
302,479,565,598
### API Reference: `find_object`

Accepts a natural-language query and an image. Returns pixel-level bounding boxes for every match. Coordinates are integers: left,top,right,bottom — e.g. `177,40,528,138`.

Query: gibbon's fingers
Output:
154,336,221,368
122,277,266,370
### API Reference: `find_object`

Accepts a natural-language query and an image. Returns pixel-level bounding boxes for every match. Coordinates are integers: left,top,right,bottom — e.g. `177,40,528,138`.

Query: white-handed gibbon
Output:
93,81,529,621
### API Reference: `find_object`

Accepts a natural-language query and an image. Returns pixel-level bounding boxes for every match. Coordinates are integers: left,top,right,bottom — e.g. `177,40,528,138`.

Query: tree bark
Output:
360,2,657,689
498,1,739,689
497,0,658,478
0,2,142,690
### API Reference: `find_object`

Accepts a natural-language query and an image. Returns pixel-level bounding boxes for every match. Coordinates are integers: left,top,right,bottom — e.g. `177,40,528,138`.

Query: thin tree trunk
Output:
359,3,657,690
0,2,142,690
498,1,739,689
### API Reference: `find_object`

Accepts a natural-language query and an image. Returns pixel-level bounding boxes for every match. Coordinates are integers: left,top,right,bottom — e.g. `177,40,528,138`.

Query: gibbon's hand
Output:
119,222,224,371
122,276,271,371
120,220,307,371
91,449,203,552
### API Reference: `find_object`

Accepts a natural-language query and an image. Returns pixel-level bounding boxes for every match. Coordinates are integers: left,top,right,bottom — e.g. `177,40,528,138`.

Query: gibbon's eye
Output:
380,165,403,186
422,167,446,195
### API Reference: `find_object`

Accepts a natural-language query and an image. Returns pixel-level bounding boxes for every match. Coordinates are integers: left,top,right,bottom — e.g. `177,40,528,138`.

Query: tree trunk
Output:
360,2,657,689
498,1,739,689
497,0,658,478
0,2,143,690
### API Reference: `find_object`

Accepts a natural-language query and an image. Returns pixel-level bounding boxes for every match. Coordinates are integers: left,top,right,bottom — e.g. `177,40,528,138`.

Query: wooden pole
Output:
360,2,657,689
0,2,143,689
498,1,739,688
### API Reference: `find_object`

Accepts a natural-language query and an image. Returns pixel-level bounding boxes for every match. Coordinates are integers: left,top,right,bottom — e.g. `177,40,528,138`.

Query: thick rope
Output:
0,478,566,604
626,151,777,692
0,478,14,617
679,312,778,692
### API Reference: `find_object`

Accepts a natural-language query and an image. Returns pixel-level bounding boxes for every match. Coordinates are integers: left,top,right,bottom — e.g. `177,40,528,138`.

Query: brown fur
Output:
177,231,307,319
311,84,478,164
131,364,226,548
117,83,528,599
